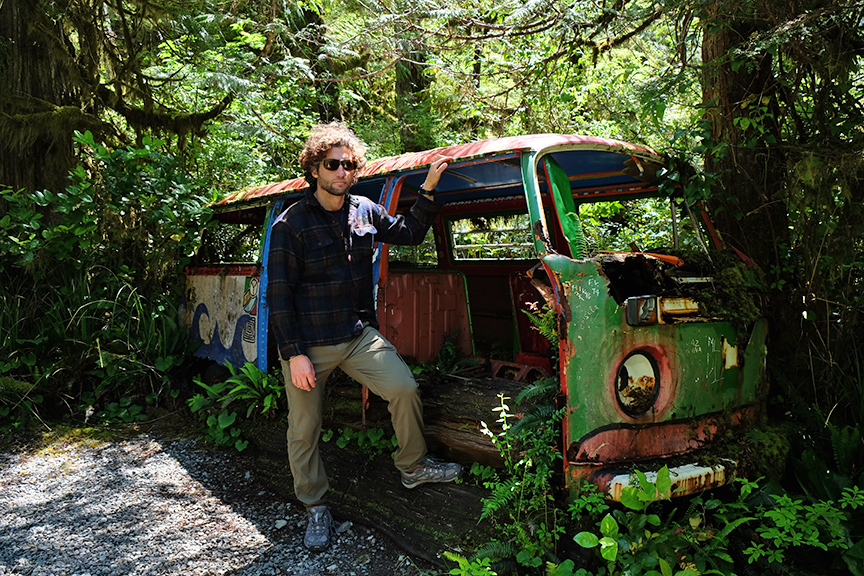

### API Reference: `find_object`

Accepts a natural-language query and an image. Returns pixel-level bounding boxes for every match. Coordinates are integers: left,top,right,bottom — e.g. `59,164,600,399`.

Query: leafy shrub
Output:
0,131,212,430
187,362,284,452
477,380,567,570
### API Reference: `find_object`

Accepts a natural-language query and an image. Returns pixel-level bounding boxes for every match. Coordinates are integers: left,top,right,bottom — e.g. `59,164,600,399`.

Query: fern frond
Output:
480,476,520,520
683,499,699,520
710,552,735,565
716,516,755,540
829,423,861,475
515,377,558,404
509,404,563,437
472,540,517,562
521,308,558,347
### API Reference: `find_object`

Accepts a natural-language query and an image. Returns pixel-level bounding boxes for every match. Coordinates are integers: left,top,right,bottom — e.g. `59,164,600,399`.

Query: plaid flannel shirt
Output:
267,188,441,359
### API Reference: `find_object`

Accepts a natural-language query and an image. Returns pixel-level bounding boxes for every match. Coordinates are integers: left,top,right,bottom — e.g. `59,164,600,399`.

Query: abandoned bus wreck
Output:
184,133,768,503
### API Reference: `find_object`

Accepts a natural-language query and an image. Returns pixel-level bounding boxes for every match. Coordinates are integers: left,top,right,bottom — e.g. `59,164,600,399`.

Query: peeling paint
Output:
722,337,738,369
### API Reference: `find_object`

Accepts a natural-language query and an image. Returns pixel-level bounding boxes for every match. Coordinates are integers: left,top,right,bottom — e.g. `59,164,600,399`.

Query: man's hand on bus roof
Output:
420,156,450,199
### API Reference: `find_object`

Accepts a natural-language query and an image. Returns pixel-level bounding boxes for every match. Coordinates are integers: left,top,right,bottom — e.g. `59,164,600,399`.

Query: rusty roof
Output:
216,133,658,207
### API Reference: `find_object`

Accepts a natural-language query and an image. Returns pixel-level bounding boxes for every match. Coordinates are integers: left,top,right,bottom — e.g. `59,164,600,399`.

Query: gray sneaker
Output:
401,456,462,489
304,505,335,551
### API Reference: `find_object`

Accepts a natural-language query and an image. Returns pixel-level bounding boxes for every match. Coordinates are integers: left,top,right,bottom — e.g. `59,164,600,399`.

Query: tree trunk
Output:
700,2,798,385
0,2,78,194
701,9,787,267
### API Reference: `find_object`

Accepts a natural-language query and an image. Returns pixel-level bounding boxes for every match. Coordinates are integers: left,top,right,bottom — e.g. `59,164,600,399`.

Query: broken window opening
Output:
601,252,716,307
195,221,262,264
448,213,534,261
579,197,704,255
387,227,438,268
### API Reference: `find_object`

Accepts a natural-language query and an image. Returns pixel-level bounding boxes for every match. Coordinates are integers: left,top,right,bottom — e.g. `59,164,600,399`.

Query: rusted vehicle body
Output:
185,134,767,499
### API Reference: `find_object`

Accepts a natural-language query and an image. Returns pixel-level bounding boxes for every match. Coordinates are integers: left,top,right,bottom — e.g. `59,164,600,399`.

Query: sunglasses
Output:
320,158,357,172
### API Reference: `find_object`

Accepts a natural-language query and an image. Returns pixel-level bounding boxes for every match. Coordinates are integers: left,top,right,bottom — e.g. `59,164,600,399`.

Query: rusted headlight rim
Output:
615,350,661,417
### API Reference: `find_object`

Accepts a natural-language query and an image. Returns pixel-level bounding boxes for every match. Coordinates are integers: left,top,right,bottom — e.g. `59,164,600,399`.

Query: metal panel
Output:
185,264,262,368
605,461,734,501
378,271,473,362
256,199,283,372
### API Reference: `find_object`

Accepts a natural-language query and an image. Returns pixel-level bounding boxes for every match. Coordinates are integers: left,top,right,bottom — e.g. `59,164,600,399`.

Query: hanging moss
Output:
0,102,111,152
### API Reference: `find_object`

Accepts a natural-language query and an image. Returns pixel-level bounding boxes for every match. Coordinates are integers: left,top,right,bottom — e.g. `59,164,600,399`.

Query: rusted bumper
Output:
569,459,735,502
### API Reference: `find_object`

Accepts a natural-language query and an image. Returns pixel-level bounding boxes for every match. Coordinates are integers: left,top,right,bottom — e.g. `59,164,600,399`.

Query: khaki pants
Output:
279,326,427,507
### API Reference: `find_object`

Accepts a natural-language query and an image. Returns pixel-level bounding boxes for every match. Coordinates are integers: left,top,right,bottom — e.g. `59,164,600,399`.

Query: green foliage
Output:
409,333,477,375
187,362,283,452
469,462,500,483
521,306,559,352
568,482,611,526
568,470,864,576
477,381,567,570
544,559,592,576
450,214,535,261
579,198,697,254
0,376,44,433
388,228,438,267
322,426,398,458
443,551,499,575
222,362,284,419
575,469,738,576
90,396,147,424
0,134,210,431
188,377,247,452
743,491,852,564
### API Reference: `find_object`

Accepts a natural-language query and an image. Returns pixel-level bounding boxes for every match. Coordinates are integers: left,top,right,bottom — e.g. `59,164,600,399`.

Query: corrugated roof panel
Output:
216,134,658,207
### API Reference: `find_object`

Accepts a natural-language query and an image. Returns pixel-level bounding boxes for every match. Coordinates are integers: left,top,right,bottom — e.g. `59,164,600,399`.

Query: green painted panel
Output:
541,254,766,446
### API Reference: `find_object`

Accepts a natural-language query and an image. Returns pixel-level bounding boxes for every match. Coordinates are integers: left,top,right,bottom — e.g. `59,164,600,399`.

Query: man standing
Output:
267,121,461,552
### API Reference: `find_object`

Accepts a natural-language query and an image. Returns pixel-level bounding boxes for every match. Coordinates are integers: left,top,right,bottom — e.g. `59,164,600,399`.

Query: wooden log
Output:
242,365,538,563
323,367,531,468
245,421,498,566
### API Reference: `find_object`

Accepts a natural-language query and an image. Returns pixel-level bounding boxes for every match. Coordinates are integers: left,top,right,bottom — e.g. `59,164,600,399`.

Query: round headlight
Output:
615,351,660,416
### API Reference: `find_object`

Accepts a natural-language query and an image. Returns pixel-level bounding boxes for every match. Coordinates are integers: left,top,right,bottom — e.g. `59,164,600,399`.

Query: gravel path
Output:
0,435,435,576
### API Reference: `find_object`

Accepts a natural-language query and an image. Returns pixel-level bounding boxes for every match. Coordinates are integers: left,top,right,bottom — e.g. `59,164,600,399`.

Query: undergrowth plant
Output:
472,378,567,572
321,426,398,458
187,362,283,452
574,466,712,576
410,333,479,375
570,470,864,576
0,130,211,431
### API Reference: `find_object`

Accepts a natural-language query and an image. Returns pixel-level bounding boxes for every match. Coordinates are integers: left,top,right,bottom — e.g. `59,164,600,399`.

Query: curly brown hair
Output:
298,121,368,188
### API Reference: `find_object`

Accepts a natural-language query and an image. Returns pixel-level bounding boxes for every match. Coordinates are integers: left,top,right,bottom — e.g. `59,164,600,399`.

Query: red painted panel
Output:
568,405,758,463
378,271,473,363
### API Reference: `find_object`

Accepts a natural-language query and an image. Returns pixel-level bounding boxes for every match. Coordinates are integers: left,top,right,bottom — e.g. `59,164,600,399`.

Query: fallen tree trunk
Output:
243,365,534,563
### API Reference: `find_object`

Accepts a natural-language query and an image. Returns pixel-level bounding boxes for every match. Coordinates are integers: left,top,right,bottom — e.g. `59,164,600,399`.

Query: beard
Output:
319,178,352,197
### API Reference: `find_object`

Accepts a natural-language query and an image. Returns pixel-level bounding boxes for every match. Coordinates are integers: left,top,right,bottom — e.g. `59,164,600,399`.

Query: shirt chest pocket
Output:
304,231,336,265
